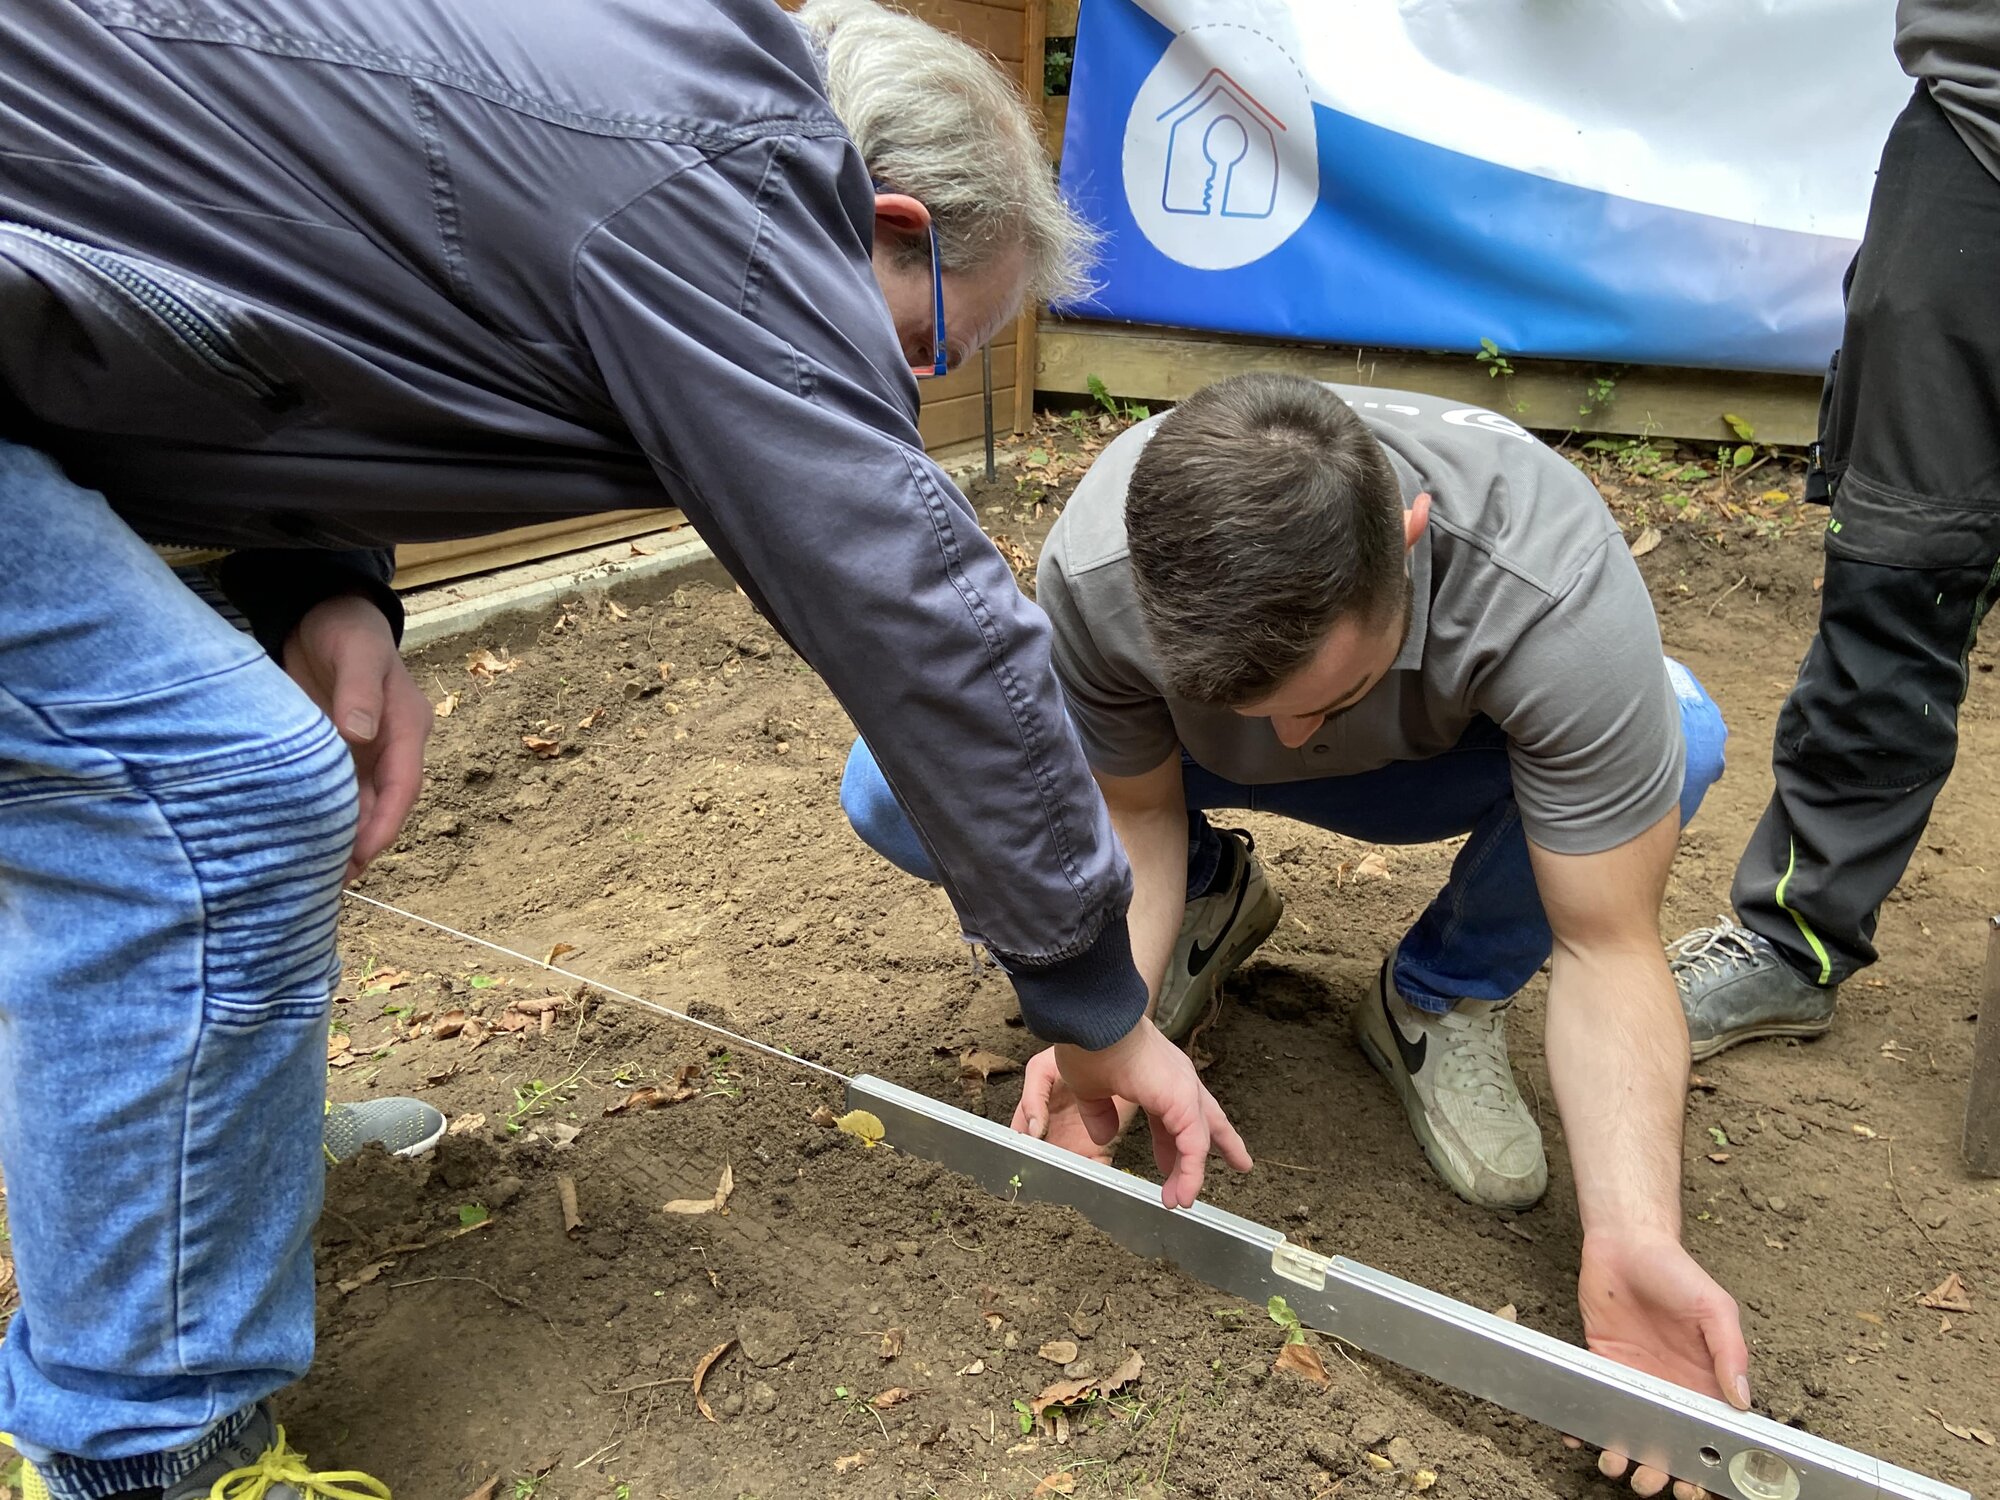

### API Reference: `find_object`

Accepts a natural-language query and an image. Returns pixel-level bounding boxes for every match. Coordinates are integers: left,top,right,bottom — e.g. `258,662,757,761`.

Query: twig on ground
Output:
1707,574,1749,617
572,1440,622,1470
1884,1140,1945,1254
388,1273,565,1340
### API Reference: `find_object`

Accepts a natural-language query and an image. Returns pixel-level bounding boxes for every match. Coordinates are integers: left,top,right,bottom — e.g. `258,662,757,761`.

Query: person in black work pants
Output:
1670,84,2000,1056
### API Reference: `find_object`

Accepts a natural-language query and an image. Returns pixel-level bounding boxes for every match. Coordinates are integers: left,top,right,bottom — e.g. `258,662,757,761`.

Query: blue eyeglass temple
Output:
918,221,947,379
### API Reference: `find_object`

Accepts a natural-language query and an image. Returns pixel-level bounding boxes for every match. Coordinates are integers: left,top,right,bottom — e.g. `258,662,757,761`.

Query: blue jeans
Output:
0,443,357,1497
841,661,1726,1013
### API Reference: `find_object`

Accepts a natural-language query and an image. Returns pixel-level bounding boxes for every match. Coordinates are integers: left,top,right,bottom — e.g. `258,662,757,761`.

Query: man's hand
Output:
1570,1229,1751,1499
282,594,433,884
1012,1019,1251,1209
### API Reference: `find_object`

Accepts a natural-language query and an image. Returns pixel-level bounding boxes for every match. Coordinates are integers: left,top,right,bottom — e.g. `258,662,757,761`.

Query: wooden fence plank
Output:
393,511,684,590
1048,0,1078,35
1017,0,1048,433
1037,319,1823,447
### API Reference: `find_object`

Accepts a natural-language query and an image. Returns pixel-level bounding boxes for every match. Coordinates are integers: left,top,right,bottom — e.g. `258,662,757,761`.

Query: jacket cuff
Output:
215,548,405,660
1002,915,1148,1050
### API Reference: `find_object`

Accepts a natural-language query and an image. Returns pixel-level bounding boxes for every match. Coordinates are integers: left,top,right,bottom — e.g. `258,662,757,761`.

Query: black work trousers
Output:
1734,86,2000,986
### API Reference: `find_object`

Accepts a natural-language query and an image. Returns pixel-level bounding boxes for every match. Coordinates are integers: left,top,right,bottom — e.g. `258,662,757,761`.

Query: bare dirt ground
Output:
298,416,2000,1500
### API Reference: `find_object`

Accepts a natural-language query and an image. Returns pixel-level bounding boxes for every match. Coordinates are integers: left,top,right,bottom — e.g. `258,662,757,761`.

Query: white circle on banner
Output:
1122,25,1319,271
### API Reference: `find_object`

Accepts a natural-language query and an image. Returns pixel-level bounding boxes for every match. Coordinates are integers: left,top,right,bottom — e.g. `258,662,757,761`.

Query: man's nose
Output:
1271,714,1324,749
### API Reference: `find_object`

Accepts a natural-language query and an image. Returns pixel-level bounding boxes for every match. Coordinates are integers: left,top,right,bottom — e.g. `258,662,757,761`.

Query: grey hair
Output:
797,0,1099,304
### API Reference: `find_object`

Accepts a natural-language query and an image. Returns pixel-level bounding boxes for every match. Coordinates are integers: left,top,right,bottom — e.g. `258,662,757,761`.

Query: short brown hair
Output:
1124,374,1407,705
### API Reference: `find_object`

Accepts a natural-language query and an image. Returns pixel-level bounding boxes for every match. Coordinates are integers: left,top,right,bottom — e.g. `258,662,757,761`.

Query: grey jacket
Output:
0,0,1142,1046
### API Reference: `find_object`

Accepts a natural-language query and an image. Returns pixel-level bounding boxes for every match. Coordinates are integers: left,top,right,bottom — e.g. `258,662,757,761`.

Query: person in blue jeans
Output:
0,0,1117,1494
845,376,1751,1500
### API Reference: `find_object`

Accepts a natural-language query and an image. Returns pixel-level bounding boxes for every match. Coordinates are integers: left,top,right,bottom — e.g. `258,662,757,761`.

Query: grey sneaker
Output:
21,1402,388,1498
1155,829,1283,1042
1353,959,1547,1209
1668,916,1837,1061
323,1097,447,1165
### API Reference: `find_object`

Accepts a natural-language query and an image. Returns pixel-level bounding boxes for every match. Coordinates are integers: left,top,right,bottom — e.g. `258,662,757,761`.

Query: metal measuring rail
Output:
349,892,1970,1500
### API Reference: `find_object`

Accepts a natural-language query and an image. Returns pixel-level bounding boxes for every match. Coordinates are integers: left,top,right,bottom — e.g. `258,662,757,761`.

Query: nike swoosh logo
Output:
1383,981,1427,1075
1186,871,1250,977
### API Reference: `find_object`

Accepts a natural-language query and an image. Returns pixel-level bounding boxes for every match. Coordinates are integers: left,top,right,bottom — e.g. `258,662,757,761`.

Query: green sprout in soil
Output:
1267,1294,1307,1345
705,1051,742,1100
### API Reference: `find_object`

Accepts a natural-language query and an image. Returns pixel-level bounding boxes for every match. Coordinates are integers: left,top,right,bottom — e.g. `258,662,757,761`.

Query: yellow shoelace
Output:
208,1426,390,1499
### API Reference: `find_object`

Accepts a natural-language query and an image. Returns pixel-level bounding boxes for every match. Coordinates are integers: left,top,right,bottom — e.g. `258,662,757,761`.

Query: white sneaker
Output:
1352,959,1547,1209
1154,828,1284,1042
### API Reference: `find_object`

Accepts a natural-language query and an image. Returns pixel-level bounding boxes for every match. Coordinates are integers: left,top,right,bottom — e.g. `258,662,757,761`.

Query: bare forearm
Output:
1545,944,1688,1238
1110,799,1190,1005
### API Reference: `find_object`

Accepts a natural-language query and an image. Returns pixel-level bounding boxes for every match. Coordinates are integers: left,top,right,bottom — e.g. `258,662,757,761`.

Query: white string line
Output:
341,889,851,1085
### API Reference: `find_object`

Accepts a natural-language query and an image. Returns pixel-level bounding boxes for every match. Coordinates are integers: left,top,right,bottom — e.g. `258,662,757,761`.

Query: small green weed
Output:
1476,337,1515,379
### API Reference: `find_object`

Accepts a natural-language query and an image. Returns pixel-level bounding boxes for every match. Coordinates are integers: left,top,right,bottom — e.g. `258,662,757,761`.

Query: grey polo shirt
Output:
1037,388,1684,857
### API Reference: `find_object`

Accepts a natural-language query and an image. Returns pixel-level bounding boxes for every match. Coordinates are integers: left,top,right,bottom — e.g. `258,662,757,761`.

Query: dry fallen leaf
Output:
1350,851,1391,882
657,660,675,681
663,1164,734,1216
603,1085,695,1116
432,1009,468,1040
1364,1453,1394,1472
836,1109,886,1148
326,1032,353,1064
1273,1341,1330,1385
878,1328,905,1360
832,1452,872,1474
1038,1339,1080,1365
956,1358,985,1376
521,734,562,759
576,706,606,730
692,1338,735,1423
435,692,460,718
1707,1151,1732,1164
1031,1474,1077,1497
607,599,630,621
1851,1123,1878,1139
870,1386,923,1409
958,1048,1021,1085
1918,1273,1974,1313
544,942,577,965
1628,525,1662,558
1492,1303,1517,1323
459,1478,499,1500
466,648,516,681
1031,1349,1143,1417
557,1174,583,1235
1412,1469,1439,1491
447,1112,485,1136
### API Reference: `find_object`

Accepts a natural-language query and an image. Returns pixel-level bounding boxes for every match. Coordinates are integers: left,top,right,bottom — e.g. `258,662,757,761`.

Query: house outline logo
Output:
1156,67,1284,220
1122,25,1318,272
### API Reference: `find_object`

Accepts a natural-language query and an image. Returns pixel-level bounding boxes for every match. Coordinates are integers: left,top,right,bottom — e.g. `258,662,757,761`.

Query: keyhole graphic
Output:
1200,115,1250,213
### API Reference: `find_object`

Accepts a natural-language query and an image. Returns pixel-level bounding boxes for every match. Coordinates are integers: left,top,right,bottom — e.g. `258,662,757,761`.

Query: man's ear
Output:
1404,491,1432,552
873,192,931,242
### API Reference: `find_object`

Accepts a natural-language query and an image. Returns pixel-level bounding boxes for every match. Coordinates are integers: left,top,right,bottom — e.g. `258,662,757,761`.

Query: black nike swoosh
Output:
1186,871,1250,977
1382,977,1427,1075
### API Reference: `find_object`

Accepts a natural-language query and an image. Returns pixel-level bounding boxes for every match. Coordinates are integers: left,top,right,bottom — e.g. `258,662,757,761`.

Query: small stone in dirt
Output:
737,1309,800,1368
719,1392,743,1418
485,1176,524,1210
1386,1437,1420,1471
893,1239,920,1258
1350,1412,1394,1448
746,1380,778,1415
418,813,463,839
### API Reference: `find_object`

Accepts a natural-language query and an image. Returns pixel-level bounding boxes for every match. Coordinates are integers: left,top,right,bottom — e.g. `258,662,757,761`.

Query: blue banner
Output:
1058,0,1911,373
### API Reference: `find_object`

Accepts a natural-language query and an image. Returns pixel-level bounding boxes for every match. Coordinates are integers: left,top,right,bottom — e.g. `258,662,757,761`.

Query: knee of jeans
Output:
1667,659,1728,826
839,738,909,855
172,721,359,1026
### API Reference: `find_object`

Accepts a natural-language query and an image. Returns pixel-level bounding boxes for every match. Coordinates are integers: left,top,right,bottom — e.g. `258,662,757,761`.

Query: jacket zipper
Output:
6,222,292,409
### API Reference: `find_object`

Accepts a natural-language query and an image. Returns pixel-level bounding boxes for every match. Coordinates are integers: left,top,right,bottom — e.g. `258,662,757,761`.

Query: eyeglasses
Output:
910,220,948,380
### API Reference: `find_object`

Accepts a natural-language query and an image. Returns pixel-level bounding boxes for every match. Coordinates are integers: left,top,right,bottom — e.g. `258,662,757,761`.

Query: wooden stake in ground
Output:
1963,915,2000,1177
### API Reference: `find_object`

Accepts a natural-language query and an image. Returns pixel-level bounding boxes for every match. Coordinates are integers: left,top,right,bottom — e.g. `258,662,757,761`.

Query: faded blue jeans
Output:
0,441,357,1497
841,661,1726,1014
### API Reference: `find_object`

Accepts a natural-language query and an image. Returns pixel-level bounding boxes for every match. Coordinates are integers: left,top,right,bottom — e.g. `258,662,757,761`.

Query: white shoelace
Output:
1429,1006,1517,1112
1667,915,1769,983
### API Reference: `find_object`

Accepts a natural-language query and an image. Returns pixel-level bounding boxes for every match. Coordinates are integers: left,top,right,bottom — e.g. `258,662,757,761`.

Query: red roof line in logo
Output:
1155,66,1287,132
